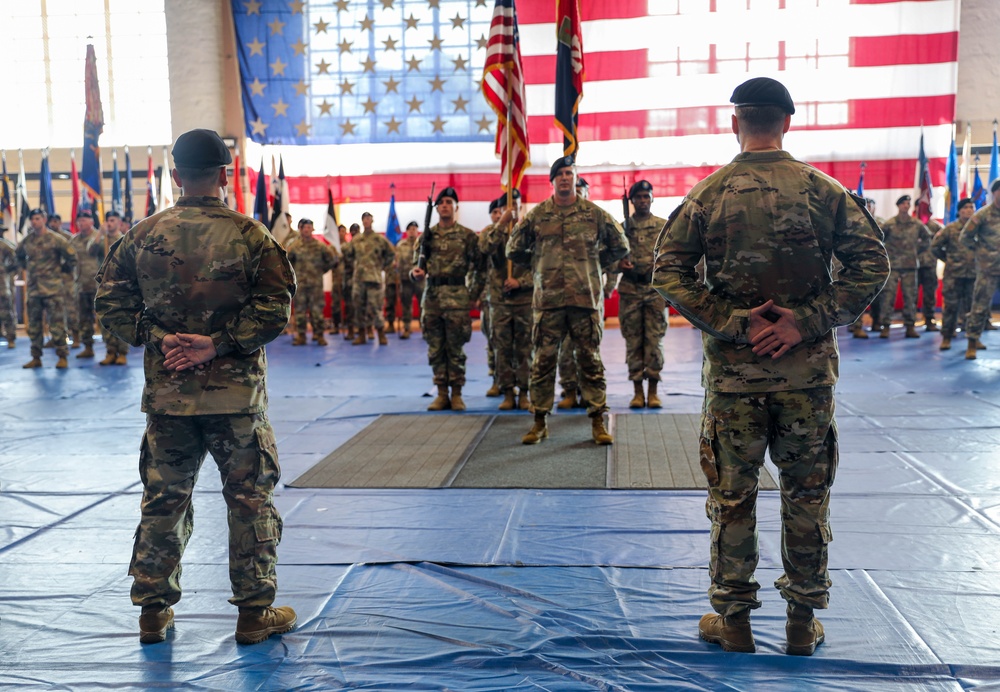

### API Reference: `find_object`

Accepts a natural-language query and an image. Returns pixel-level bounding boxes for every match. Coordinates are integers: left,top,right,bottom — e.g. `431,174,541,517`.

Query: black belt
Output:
427,276,466,287
622,268,653,285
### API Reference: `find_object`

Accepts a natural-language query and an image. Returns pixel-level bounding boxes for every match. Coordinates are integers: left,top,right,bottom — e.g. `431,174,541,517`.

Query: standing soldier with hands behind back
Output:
653,78,888,656
70,209,105,359
877,195,931,339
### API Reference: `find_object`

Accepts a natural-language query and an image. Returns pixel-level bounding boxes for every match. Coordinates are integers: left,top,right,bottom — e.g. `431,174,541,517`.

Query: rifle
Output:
416,182,436,272
620,177,634,271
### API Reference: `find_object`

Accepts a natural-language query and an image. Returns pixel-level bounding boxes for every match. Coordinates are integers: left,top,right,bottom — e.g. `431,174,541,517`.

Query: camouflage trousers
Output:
101,325,130,357
481,299,494,377
342,281,354,329
27,294,68,358
530,307,607,415
700,388,836,617
330,275,343,328
965,272,1000,340
0,289,15,342
941,274,975,337
384,277,416,329
490,301,532,392
878,268,917,327
63,278,77,335
353,280,385,331
77,290,96,346
422,307,472,387
557,334,578,393
917,265,939,323
130,412,282,609
619,289,667,381
293,284,325,336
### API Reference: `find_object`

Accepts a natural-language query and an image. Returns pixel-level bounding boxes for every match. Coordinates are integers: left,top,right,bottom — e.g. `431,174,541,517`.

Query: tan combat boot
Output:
344,325,354,340
785,603,824,656
699,610,755,653
925,320,939,332
498,389,516,410
366,326,374,339
400,327,411,340
235,605,297,645
485,381,501,397
56,356,69,369
647,380,662,409
77,345,95,358
352,331,367,345
316,335,328,346
851,323,869,339
70,331,81,348
976,338,987,350
939,337,952,351
22,357,42,369
114,354,128,365
591,414,613,445
427,385,451,411
905,324,920,338
377,327,388,346
556,388,578,409
879,325,890,339
629,381,645,409
450,386,466,411
966,338,978,360
292,333,306,346
517,388,531,410
6,339,14,349
522,413,548,444
99,352,116,366
138,605,175,644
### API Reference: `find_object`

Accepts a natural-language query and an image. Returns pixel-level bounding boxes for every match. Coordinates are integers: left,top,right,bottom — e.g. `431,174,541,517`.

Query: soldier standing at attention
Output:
17,208,77,369
960,179,1000,360
47,214,77,348
287,218,338,346
931,197,977,351
349,211,395,346
654,77,888,656
0,223,17,348
877,195,931,339
98,211,131,364
508,157,629,445
394,221,421,339
341,223,358,341
70,210,105,359
411,187,484,411
919,216,943,332
612,180,669,408
95,128,297,646
480,194,533,411
481,200,501,398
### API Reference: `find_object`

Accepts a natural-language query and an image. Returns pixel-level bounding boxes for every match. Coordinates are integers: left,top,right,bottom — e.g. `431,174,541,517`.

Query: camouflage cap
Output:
549,155,575,181
171,128,233,168
629,180,653,199
730,77,795,115
896,194,911,205
435,186,459,205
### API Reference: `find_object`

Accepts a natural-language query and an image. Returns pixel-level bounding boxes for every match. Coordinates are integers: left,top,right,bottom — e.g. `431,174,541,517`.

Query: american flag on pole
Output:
235,0,960,224
482,0,529,192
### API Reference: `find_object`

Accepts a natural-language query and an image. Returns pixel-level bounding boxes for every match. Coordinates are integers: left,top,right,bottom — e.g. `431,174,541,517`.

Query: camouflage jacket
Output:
414,222,485,311
15,229,77,298
71,232,106,293
479,222,534,305
919,218,943,268
345,230,395,284
652,149,889,393
395,235,418,278
341,238,354,287
507,196,629,311
287,237,338,289
881,214,931,270
960,203,1000,274
931,218,976,278
0,237,16,296
609,212,667,296
95,196,295,416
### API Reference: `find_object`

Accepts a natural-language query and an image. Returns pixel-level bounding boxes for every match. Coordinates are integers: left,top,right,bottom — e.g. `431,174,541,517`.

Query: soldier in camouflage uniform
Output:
919,217,943,332
94,129,297,646
328,228,345,334
43,214,76,348
848,198,884,338
960,179,1000,360
608,180,669,408
480,194,533,410
346,211,395,346
480,203,499,398
508,157,629,445
98,211,131,364
70,210,106,359
931,198,977,350
877,195,931,339
394,221,420,339
286,219,338,346
341,223,357,340
16,208,77,369
653,78,889,656
0,224,17,348
411,187,485,411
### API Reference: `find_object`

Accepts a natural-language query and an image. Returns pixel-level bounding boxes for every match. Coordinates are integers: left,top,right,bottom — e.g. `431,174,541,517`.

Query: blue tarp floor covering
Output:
2,322,1000,690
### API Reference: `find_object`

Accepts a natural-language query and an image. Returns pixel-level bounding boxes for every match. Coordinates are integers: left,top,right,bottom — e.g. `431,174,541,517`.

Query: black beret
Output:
29,208,46,217
896,195,911,205
47,214,61,222
488,197,502,213
549,155,575,181
76,209,93,219
435,187,459,205
576,177,589,189
730,77,795,115
406,220,419,229
629,180,653,198
992,179,1000,193
105,210,121,220
171,128,233,168
957,198,974,211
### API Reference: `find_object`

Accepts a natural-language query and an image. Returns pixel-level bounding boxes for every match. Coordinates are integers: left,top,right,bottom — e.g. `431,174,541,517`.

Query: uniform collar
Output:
176,196,228,208
732,149,794,163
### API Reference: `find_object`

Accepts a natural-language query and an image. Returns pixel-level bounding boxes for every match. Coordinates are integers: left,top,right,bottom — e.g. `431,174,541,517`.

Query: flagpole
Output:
504,66,513,282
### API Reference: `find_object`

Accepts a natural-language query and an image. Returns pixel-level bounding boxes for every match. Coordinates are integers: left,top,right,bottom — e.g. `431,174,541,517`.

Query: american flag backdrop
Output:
233,0,960,225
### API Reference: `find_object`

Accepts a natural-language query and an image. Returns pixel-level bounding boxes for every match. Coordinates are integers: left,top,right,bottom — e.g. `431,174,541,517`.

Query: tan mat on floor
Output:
288,414,491,488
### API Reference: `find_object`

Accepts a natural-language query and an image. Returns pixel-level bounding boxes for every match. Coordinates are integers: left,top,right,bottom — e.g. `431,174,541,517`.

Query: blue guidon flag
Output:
553,0,583,157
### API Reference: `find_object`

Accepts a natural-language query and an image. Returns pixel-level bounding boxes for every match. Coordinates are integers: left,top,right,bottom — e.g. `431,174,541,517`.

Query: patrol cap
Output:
171,128,233,168
730,77,795,115
957,198,974,211
896,194,911,205
992,179,1000,193
28,207,46,217
435,187,459,205
549,155,575,181
629,180,653,199
576,177,589,189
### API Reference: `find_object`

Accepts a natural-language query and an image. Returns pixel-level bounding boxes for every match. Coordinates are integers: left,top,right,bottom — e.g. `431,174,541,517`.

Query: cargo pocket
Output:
818,521,833,545
699,414,721,487
253,424,281,487
252,515,281,579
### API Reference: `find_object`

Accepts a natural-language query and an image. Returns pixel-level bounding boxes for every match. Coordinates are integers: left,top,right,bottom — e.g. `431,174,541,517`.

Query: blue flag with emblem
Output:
944,135,958,223
81,44,104,219
39,151,55,216
385,187,402,245
253,159,269,223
